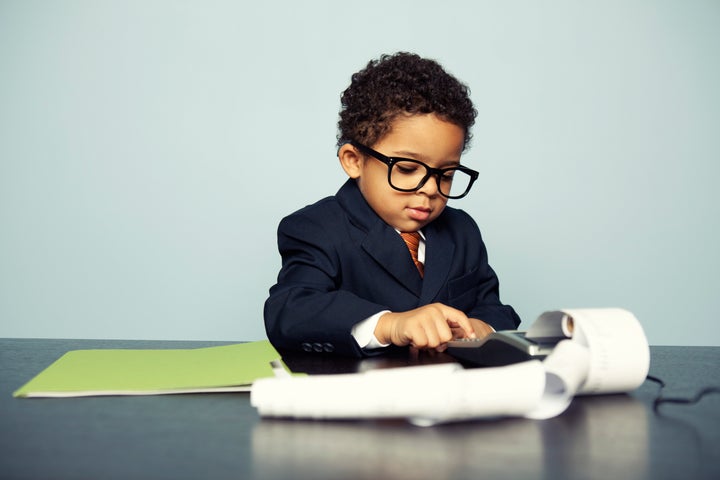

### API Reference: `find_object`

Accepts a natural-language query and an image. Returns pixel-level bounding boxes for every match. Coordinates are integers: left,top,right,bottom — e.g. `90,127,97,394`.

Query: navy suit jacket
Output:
264,179,521,357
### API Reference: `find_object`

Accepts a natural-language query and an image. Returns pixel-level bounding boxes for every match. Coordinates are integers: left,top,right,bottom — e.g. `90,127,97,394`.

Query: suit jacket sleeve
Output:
264,210,389,357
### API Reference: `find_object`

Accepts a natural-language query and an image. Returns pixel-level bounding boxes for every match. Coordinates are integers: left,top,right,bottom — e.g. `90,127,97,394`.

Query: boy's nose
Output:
416,175,440,197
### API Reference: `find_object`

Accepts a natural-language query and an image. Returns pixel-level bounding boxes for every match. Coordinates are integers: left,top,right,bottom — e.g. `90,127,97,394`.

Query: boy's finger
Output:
410,327,429,348
447,317,476,338
436,304,475,339
423,322,444,348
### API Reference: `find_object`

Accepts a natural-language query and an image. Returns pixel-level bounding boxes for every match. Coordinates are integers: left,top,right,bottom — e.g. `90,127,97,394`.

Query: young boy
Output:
264,52,521,357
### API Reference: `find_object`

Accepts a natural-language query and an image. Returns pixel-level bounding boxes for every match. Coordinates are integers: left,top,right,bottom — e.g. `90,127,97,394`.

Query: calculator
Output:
445,331,561,367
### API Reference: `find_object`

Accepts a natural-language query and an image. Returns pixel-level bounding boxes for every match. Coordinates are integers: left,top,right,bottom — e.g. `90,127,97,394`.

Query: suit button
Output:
301,343,313,352
312,343,324,353
322,343,335,353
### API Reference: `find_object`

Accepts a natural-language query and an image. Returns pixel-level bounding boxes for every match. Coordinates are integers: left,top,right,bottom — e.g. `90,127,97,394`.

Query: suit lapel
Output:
362,222,423,297
420,221,455,303
336,180,424,297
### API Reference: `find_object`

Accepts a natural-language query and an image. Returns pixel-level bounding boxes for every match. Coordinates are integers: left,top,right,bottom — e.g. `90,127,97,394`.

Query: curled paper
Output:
528,308,650,394
524,340,591,420
559,308,650,394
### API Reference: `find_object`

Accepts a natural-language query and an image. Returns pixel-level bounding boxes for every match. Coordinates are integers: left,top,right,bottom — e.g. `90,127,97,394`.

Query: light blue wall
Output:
1,1,718,345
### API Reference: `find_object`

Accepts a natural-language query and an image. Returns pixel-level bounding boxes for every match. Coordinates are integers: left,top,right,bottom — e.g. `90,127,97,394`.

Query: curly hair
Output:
337,52,477,151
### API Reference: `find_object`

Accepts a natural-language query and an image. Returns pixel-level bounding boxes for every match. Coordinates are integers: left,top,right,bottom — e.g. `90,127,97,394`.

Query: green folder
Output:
13,340,287,398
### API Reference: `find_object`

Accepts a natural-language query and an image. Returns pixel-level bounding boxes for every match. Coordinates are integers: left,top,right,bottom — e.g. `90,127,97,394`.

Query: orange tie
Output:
400,232,424,277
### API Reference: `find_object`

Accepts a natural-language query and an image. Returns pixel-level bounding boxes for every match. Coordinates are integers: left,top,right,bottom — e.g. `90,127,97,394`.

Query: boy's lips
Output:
406,206,431,221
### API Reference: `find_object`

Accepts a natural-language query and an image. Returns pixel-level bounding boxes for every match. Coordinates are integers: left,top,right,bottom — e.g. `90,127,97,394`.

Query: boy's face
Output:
339,113,466,232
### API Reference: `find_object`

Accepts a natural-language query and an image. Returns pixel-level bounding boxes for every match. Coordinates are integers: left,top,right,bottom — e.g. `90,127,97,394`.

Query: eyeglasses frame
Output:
350,141,479,199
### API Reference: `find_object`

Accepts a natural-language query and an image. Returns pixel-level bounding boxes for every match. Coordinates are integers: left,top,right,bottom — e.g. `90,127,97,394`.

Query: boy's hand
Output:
375,303,477,352
468,318,495,339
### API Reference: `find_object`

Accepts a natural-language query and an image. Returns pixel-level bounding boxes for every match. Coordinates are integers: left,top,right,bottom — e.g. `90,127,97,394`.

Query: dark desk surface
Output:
1,339,719,480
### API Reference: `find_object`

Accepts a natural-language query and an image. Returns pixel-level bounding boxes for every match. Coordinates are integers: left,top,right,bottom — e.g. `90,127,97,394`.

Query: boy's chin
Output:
393,219,431,232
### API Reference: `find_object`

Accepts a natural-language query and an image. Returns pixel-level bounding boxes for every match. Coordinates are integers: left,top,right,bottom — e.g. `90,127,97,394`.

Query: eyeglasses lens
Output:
390,161,472,198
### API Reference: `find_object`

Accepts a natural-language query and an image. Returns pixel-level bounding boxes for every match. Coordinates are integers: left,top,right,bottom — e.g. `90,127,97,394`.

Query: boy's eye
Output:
441,170,456,181
394,162,422,175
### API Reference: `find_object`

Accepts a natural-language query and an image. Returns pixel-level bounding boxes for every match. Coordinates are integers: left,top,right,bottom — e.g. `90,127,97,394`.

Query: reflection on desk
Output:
252,395,649,480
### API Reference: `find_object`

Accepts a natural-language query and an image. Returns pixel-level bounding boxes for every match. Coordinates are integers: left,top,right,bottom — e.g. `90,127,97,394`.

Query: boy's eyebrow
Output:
391,150,462,167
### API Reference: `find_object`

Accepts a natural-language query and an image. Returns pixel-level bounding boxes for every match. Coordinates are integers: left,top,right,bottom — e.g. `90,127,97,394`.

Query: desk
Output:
1,339,718,480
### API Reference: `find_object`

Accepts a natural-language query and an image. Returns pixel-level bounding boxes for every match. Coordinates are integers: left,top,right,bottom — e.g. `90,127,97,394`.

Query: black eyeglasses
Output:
351,142,479,199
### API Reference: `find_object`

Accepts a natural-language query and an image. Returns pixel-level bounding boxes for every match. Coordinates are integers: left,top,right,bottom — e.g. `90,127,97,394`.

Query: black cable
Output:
645,374,720,412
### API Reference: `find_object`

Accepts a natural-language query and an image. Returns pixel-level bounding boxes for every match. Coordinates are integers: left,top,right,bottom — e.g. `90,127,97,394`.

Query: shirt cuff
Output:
351,311,391,350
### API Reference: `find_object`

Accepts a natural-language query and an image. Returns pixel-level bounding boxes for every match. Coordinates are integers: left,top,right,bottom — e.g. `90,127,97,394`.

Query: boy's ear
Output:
338,143,364,179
